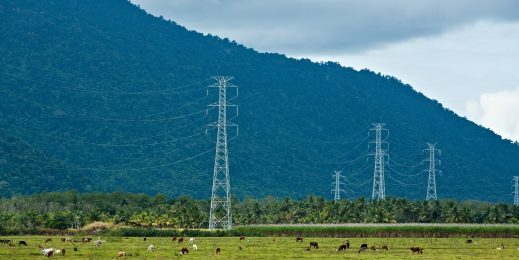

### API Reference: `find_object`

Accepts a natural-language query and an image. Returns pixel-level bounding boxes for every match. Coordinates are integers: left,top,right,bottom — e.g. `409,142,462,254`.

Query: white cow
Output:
147,245,155,252
189,238,194,244
192,244,198,251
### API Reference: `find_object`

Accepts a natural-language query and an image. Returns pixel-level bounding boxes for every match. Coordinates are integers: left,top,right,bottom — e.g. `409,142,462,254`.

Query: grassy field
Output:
1,236,519,259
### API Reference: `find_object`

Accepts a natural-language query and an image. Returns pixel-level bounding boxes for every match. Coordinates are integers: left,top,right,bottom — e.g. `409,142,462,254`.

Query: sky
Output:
131,0,519,141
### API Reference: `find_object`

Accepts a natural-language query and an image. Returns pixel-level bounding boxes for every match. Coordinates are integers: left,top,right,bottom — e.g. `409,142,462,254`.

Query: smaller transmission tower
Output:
332,170,345,202
424,143,441,201
370,123,388,200
513,176,519,206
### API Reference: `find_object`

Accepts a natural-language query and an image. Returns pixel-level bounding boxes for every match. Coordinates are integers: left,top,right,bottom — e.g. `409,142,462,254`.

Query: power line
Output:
332,170,345,202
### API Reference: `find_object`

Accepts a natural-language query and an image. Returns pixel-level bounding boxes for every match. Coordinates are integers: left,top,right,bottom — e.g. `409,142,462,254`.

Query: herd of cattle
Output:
0,236,514,257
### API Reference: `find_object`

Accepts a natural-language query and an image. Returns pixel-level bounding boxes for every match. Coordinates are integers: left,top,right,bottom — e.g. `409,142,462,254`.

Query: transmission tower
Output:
513,176,519,206
370,123,388,200
207,76,238,230
332,170,345,202
424,143,441,201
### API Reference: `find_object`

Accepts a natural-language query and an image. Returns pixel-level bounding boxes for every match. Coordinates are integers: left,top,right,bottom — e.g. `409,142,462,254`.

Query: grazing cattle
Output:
239,236,245,241
82,238,92,244
337,244,348,251
181,247,189,254
466,239,473,244
116,251,126,258
44,238,52,243
370,245,377,251
172,236,177,242
296,237,303,242
216,247,221,255
178,237,184,244
193,244,198,251
410,247,424,254
344,240,350,249
54,249,66,256
18,241,27,246
40,247,55,258
358,244,368,253
143,237,147,241
497,244,505,250
73,247,78,251
94,239,104,247
309,242,319,249
147,245,155,252
189,237,194,244
381,245,389,251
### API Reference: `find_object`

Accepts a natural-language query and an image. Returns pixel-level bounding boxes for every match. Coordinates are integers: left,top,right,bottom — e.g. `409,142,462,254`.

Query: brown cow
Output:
172,236,177,242
410,247,423,254
239,236,245,241
216,247,221,255
370,245,377,251
180,247,189,254
116,251,126,258
381,245,389,251
296,237,303,242
178,237,184,244
44,238,52,243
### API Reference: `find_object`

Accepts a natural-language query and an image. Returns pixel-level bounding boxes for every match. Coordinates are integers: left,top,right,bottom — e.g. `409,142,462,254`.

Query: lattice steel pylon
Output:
207,76,238,230
332,170,345,202
513,176,519,206
370,123,388,200
424,143,441,201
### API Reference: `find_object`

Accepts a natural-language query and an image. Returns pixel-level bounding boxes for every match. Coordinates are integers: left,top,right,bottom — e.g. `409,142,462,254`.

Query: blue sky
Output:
131,0,519,141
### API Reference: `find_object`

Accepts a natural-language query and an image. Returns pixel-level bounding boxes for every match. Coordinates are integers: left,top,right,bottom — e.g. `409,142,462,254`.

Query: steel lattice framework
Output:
424,143,441,201
513,176,519,206
370,123,388,200
207,76,238,230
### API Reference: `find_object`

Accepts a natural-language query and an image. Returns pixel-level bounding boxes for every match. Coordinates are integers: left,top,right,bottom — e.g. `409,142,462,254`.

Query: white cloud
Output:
466,87,519,141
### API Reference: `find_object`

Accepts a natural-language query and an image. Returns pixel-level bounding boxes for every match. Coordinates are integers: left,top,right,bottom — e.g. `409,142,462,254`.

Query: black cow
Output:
337,244,347,251
309,242,319,249
180,247,189,254
358,244,368,253
18,241,28,246
296,237,303,242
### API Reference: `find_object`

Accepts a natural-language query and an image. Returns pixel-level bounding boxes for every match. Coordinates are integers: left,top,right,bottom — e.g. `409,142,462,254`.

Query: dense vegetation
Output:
1,192,519,235
1,0,519,201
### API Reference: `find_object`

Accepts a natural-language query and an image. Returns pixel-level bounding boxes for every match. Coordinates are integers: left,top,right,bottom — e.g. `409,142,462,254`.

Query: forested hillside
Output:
0,0,518,201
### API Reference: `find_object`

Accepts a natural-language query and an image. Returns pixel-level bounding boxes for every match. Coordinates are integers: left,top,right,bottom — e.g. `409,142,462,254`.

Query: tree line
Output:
1,191,518,233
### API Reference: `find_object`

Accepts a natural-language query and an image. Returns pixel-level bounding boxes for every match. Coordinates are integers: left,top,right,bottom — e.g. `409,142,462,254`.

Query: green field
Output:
1,236,519,259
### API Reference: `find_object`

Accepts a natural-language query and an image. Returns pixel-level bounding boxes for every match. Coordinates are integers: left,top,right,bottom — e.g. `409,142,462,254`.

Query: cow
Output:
309,242,319,249
381,245,389,251
44,238,52,243
410,247,424,254
344,240,350,249
181,247,189,254
497,244,505,250
193,244,198,251
82,238,92,244
18,241,28,246
189,237,194,244
143,237,147,241
337,244,348,251
238,246,242,251
358,244,368,253
178,237,184,244
216,247,221,255
239,236,245,241
466,239,473,244
370,245,377,251
147,245,155,252
296,237,303,242
116,251,126,258
172,236,177,242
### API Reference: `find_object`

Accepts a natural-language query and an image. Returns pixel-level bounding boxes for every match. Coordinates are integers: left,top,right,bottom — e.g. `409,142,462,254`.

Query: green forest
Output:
1,0,519,202
1,191,519,234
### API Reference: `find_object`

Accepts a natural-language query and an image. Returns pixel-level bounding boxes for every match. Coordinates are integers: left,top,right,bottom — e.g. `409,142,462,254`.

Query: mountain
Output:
1,0,518,202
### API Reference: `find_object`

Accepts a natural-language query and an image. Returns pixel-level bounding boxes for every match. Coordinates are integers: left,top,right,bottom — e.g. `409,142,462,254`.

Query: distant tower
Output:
370,123,388,200
424,143,441,201
207,76,238,230
514,176,519,206
332,170,344,202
